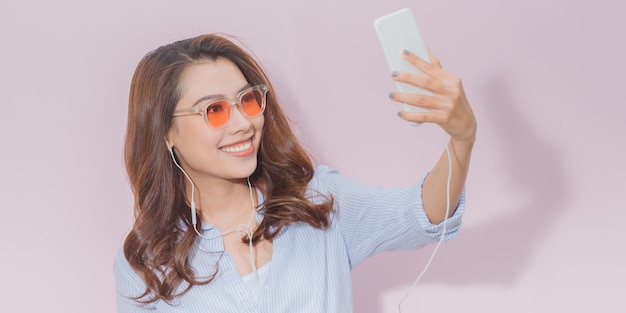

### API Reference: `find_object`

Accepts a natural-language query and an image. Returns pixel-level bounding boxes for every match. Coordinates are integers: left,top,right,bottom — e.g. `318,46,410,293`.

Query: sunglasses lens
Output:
206,101,231,128
202,87,266,128
240,89,264,117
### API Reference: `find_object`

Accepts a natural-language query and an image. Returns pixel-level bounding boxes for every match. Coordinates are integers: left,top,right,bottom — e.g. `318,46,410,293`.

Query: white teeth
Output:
221,140,252,153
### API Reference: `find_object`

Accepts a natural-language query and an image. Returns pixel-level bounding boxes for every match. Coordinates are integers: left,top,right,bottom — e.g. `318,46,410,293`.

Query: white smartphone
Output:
374,8,432,118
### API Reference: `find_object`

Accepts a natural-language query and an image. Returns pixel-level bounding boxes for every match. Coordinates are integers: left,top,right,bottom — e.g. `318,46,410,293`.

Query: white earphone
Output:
164,138,199,227
164,137,259,286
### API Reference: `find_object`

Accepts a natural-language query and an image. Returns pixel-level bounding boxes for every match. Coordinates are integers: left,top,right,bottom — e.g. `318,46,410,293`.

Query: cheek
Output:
173,122,222,162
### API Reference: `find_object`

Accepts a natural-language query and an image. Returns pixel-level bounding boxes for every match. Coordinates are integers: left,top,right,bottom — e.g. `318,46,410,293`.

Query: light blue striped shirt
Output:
114,165,465,312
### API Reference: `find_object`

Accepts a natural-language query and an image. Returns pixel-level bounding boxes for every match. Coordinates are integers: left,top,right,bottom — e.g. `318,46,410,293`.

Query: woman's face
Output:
167,58,264,183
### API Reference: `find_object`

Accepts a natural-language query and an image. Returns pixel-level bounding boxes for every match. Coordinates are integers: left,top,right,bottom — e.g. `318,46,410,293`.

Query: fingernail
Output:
389,92,394,99
397,111,403,117
391,71,398,77
403,49,410,56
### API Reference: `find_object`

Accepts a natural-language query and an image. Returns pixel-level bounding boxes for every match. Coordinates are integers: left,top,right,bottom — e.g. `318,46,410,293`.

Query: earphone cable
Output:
167,146,259,284
398,135,453,313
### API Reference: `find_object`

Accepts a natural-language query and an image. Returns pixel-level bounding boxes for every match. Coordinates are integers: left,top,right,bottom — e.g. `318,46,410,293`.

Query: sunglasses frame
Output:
172,84,268,129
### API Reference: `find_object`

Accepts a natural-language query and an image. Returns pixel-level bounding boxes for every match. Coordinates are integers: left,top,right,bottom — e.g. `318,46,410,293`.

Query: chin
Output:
231,159,258,179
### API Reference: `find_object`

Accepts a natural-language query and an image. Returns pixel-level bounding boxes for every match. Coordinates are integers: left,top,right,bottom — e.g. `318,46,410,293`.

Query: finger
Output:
401,49,444,79
389,91,438,110
391,70,443,93
397,110,440,124
427,48,442,68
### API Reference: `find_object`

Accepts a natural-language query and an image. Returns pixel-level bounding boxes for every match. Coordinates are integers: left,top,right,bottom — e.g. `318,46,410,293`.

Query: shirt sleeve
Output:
113,249,158,312
309,165,465,268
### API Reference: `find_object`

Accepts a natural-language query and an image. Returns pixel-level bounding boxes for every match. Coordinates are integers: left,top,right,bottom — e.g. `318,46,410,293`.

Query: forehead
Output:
178,58,247,103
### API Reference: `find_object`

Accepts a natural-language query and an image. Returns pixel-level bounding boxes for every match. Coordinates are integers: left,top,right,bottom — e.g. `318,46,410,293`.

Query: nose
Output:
228,103,253,132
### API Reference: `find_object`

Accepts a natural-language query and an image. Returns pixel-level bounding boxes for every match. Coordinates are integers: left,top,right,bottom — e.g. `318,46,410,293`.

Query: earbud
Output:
164,138,173,151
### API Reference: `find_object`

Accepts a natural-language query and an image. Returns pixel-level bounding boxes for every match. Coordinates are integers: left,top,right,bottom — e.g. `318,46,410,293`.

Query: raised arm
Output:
389,49,477,224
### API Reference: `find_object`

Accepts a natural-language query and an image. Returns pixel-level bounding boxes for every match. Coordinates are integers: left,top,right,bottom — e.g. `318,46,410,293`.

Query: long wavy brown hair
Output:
123,33,333,303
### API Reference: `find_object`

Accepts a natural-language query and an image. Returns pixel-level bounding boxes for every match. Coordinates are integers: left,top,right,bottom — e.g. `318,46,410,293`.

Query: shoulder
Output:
310,164,350,188
311,165,337,182
308,165,343,196
113,247,136,284
113,247,129,275
309,165,372,196
113,247,148,298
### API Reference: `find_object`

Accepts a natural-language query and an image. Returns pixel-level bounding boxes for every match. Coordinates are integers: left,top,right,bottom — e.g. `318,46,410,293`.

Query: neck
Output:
187,176,256,231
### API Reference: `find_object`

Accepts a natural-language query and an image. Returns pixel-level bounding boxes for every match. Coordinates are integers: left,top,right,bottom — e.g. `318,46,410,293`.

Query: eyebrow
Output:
192,83,252,107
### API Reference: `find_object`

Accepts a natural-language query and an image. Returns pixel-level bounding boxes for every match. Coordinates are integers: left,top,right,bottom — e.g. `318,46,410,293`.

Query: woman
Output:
114,33,476,312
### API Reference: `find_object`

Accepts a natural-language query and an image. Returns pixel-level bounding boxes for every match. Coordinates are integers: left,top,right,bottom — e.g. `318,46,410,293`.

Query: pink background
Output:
2,0,624,312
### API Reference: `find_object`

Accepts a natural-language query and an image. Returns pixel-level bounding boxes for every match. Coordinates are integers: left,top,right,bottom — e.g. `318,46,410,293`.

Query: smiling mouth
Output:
220,139,252,153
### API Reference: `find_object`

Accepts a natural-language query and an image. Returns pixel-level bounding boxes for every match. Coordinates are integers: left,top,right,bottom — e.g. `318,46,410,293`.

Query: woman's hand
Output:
389,49,477,144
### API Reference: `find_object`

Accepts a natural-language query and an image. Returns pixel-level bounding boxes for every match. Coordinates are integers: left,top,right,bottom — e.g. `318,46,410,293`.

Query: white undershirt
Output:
241,261,271,303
